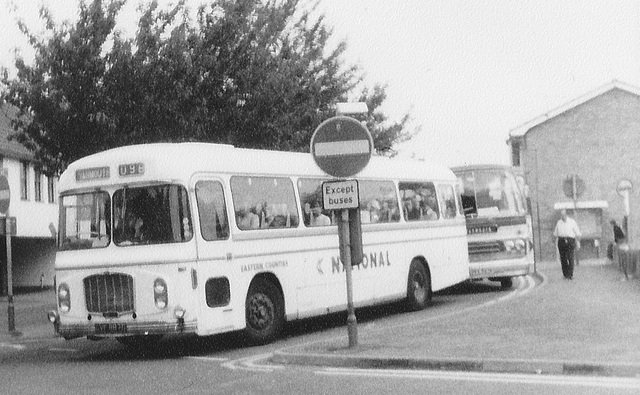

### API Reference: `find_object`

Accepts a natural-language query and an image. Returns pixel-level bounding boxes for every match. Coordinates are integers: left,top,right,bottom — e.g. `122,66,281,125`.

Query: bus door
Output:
192,177,239,335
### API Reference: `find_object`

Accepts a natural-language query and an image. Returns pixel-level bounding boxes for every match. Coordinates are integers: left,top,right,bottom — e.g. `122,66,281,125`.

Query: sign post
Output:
311,109,372,348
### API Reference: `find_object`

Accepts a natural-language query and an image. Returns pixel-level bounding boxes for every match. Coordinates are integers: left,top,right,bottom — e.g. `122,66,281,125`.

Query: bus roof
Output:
59,142,457,192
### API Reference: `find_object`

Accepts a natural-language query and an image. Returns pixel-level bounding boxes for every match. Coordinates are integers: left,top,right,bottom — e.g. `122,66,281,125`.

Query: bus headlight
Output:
58,283,71,313
174,306,186,319
504,240,515,252
514,239,526,251
47,310,59,323
154,278,168,310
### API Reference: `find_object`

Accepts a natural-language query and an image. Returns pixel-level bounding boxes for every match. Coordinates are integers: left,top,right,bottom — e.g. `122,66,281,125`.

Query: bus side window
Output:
437,185,457,219
455,182,464,216
298,178,334,227
398,182,438,221
196,180,230,240
358,180,399,224
231,176,299,230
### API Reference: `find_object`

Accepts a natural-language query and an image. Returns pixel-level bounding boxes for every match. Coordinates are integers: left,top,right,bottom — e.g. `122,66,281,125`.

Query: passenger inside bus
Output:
379,200,400,222
115,204,145,244
403,196,421,221
236,201,260,230
420,188,439,220
367,200,381,223
261,203,291,228
309,201,331,226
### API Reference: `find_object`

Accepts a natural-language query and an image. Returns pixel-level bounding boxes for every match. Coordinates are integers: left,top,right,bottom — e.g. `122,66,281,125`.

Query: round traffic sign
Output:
617,178,633,197
0,174,10,214
310,116,373,178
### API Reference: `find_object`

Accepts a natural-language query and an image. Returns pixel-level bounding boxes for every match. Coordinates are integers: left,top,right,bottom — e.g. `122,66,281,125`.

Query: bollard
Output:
619,244,631,280
631,249,640,279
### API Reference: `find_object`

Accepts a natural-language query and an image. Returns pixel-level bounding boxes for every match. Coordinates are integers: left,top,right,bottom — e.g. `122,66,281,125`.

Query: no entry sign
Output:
310,116,373,178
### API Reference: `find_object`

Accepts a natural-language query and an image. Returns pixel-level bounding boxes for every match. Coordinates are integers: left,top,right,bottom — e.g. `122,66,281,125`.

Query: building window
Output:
20,161,29,200
511,141,521,167
34,167,43,202
48,176,56,203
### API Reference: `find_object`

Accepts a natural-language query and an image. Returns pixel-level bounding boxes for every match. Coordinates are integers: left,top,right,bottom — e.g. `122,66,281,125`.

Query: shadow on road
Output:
78,278,507,361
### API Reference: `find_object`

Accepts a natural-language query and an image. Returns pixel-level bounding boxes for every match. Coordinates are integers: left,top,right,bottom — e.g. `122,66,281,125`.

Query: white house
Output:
0,105,58,291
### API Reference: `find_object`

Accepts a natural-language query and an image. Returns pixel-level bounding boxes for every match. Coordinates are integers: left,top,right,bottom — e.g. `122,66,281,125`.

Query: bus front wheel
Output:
244,279,284,345
406,260,431,311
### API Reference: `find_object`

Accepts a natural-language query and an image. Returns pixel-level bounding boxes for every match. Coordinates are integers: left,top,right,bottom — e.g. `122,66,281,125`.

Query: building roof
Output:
508,80,640,139
0,105,34,160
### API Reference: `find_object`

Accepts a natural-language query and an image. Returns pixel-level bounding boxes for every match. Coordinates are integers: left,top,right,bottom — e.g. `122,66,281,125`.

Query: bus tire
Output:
406,260,431,311
500,277,513,289
244,279,284,345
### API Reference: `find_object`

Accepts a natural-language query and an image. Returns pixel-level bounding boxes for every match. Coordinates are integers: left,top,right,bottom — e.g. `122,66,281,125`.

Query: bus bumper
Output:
469,263,532,280
48,311,197,340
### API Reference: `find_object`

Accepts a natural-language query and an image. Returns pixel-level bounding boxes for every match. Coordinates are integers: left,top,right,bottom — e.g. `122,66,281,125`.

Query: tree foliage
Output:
1,0,417,174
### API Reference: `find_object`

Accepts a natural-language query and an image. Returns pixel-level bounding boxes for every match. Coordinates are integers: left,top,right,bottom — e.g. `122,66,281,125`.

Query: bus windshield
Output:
458,169,525,217
58,184,192,250
113,184,192,246
59,192,111,250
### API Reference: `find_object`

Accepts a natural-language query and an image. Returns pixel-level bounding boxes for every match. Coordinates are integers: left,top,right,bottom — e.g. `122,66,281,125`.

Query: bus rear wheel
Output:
244,279,284,345
406,260,431,311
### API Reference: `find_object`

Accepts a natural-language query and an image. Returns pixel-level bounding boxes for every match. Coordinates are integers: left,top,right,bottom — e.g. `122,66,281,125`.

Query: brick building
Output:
0,105,58,292
507,80,640,262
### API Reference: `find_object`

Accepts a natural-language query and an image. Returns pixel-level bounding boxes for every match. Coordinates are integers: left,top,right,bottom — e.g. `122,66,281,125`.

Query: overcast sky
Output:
2,0,640,167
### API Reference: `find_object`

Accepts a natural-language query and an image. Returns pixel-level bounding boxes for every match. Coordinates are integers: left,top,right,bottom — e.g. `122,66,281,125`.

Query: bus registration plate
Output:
95,323,127,334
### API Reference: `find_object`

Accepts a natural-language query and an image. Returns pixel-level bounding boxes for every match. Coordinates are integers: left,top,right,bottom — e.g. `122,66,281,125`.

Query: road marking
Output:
186,356,229,362
317,367,640,389
221,353,283,372
0,342,26,350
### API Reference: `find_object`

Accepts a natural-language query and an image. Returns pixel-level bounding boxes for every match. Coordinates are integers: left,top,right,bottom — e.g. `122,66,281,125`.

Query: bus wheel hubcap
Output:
249,294,273,329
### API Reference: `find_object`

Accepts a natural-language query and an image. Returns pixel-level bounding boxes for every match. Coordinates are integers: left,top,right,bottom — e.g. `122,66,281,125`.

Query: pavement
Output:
3,259,640,378
271,258,640,377
0,287,57,342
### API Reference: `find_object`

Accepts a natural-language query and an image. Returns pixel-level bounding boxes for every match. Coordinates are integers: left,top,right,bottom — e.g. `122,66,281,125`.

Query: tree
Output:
1,0,416,175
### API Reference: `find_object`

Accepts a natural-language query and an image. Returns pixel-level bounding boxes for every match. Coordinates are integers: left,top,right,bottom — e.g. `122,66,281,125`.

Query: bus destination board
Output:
76,167,110,182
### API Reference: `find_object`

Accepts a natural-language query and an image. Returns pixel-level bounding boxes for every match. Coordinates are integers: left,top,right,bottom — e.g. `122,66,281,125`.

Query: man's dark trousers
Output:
558,237,576,279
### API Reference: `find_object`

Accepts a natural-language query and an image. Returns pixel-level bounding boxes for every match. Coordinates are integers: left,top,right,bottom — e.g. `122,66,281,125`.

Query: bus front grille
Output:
84,273,134,315
468,241,502,255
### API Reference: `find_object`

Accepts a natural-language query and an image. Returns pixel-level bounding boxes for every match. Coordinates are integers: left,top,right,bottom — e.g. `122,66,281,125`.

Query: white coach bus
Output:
48,143,469,346
451,164,534,288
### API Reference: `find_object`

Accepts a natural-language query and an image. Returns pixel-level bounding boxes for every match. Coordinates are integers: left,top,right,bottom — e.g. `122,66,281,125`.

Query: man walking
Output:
553,209,581,280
